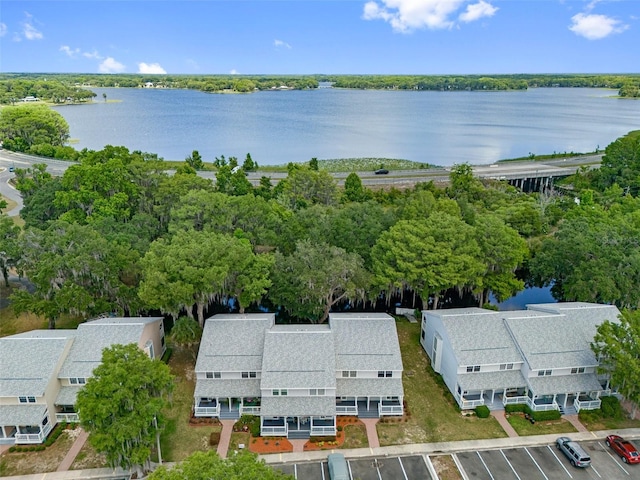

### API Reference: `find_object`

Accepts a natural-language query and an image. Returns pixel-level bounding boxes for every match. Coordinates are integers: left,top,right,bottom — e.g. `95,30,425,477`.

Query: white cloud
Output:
230,69,239,75
138,62,166,74
0,23,7,37
21,12,43,40
363,0,495,33
459,0,498,23
569,12,628,39
83,50,102,60
274,39,292,49
99,57,126,73
60,45,80,57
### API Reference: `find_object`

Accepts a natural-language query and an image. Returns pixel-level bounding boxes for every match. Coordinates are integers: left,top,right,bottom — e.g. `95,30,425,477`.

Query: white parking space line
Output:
452,453,470,480
423,455,440,480
398,457,409,480
500,449,521,480
525,447,549,480
597,443,630,476
477,451,495,480
321,461,325,480
547,445,573,479
590,464,602,478
294,463,297,479
374,458,383,480
347,460,354,480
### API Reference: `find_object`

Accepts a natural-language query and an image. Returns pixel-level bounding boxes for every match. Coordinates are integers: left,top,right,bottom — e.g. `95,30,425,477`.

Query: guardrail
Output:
194,406,218,417
575,398,601,411
261,426,287,436
380,405,403,415
336,405,358,415
56,413,80,423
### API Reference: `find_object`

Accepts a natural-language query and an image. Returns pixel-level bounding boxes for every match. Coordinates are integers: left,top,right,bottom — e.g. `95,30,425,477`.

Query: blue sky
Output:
0,1,637,74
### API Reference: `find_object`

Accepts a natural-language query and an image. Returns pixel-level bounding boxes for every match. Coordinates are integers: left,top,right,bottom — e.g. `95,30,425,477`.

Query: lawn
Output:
506,414,577,436
341,423,369,449
377,319,507,445
159,345,222,462
0,430,76,476
578,410,640,431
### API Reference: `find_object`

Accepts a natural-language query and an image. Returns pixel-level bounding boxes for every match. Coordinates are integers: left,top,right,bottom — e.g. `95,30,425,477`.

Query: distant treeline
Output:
0,73,639,104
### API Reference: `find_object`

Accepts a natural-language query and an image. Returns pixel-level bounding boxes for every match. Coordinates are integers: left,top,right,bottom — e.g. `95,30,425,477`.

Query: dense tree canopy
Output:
592,310,640,417
0,104,69,151
76,343,174,474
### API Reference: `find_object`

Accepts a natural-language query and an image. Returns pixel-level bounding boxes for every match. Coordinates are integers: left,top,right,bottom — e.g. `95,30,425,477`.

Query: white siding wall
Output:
421,313,459,397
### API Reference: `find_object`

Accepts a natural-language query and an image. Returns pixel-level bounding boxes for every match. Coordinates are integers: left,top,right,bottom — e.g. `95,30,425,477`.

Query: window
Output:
272,389,288,396
342,371,356,378
571,367,585,374
537,369,552,376
70,377,86,385
249,372,256,378
206,372,221,379
273,389,279,396
421,330,425,340
206,372,213,379
310,389,326,396
18,396,27,403
78,378,86,384
500,363,514,370
70,378,78,385
378,371,392,377
214,372,221,379
467,365,481,373
242,372,249,378
281,389,287,396
19,396,36,403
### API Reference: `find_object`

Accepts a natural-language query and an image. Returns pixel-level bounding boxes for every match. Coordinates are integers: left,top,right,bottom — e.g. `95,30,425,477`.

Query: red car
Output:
606,435,640,464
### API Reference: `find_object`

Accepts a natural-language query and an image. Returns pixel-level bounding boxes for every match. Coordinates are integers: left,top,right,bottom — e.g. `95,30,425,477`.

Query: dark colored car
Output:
374,168,389,175
606,434,640,464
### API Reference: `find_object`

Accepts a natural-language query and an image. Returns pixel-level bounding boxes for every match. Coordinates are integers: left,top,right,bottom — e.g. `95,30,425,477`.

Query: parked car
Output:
606,434,640,464
327,453,350,480
556,437,591,468
374,168,389,175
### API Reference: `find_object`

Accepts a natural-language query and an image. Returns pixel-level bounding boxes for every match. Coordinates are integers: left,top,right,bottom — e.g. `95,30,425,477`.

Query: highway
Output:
0,148,602,217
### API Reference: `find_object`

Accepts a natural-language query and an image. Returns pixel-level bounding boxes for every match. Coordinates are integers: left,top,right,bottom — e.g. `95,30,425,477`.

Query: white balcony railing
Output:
336,405,358,415
527,398,559,412
311,426,336,435
261,426,287,436
460,398,485,409
503,396,528,405
15,423,51,444
240,406,261,415
575,398,601,411
56,413,80,423
380,405,403,415
194,406,219,417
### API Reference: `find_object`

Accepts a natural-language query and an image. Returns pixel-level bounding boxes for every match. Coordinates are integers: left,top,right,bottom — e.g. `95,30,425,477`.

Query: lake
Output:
53,87,640,166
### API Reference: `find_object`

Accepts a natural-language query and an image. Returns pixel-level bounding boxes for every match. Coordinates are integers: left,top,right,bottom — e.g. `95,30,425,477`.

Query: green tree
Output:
343,172,369,202
242,153,258,171
596,131,640,194
278,167,338,208
139,230,271,326
371,214,483,309
185,150,204,170
0,214,21,286
309,157,319,171
147,450,292,480
76,343,174,475
269,240,369,323
592,310,640,417
0,104,69,151
12,221,141,328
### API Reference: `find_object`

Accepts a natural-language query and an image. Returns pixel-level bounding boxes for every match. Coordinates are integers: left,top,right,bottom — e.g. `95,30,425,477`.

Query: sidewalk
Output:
56,427,89,471
490,410,518,437
259,427,640,464
216,420,236,459
360,418,380,448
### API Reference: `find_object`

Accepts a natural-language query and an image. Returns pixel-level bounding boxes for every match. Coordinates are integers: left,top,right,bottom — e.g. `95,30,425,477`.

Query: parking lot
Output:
272,454,434,479
455,440,640,480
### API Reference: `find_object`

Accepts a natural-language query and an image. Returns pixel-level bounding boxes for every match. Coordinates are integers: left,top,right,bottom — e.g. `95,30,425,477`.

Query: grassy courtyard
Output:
377,319,507,446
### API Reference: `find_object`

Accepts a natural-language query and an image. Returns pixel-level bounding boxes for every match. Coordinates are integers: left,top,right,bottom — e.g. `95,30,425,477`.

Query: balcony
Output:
311,426,336,435
56,412,80,423
574,397,601,411
527,397,559,412
240,405,261,415
380,400,403,416
15,423,52,444
261,425,287,436
503,395,528,405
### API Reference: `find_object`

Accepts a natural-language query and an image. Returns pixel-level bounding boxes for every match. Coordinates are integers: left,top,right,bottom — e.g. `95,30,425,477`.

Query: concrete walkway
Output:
564,414,590,433
360,418,380,448
290,439,306,453
56,428,89,471
260,427,640,464
216,420,236,459
491,410,519,437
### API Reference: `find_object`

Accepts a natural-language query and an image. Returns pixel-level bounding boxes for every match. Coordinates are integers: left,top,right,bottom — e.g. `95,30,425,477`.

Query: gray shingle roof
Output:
195,314,274,373
194,379,261,398
260,396,336,417
261,325,335,389
0,332,73,397
331,315,403,371
336,378,404,397
457,370,527,392
527,373,603,396
0,404,47,426
505,304,620,370
58,317,161,378
55,386,80,406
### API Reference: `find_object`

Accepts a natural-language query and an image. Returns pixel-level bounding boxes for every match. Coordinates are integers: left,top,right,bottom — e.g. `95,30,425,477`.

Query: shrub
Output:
475,405,491,418
238,415,261,437
161,347,173,364
337,426,343,432
8,446,16,453
527,407,561,422
209,431,221,446
601,396,623,419
505,404,527,413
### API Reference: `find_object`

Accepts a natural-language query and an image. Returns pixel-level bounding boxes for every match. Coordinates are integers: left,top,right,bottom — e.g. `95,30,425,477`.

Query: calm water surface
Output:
53,87,640,165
